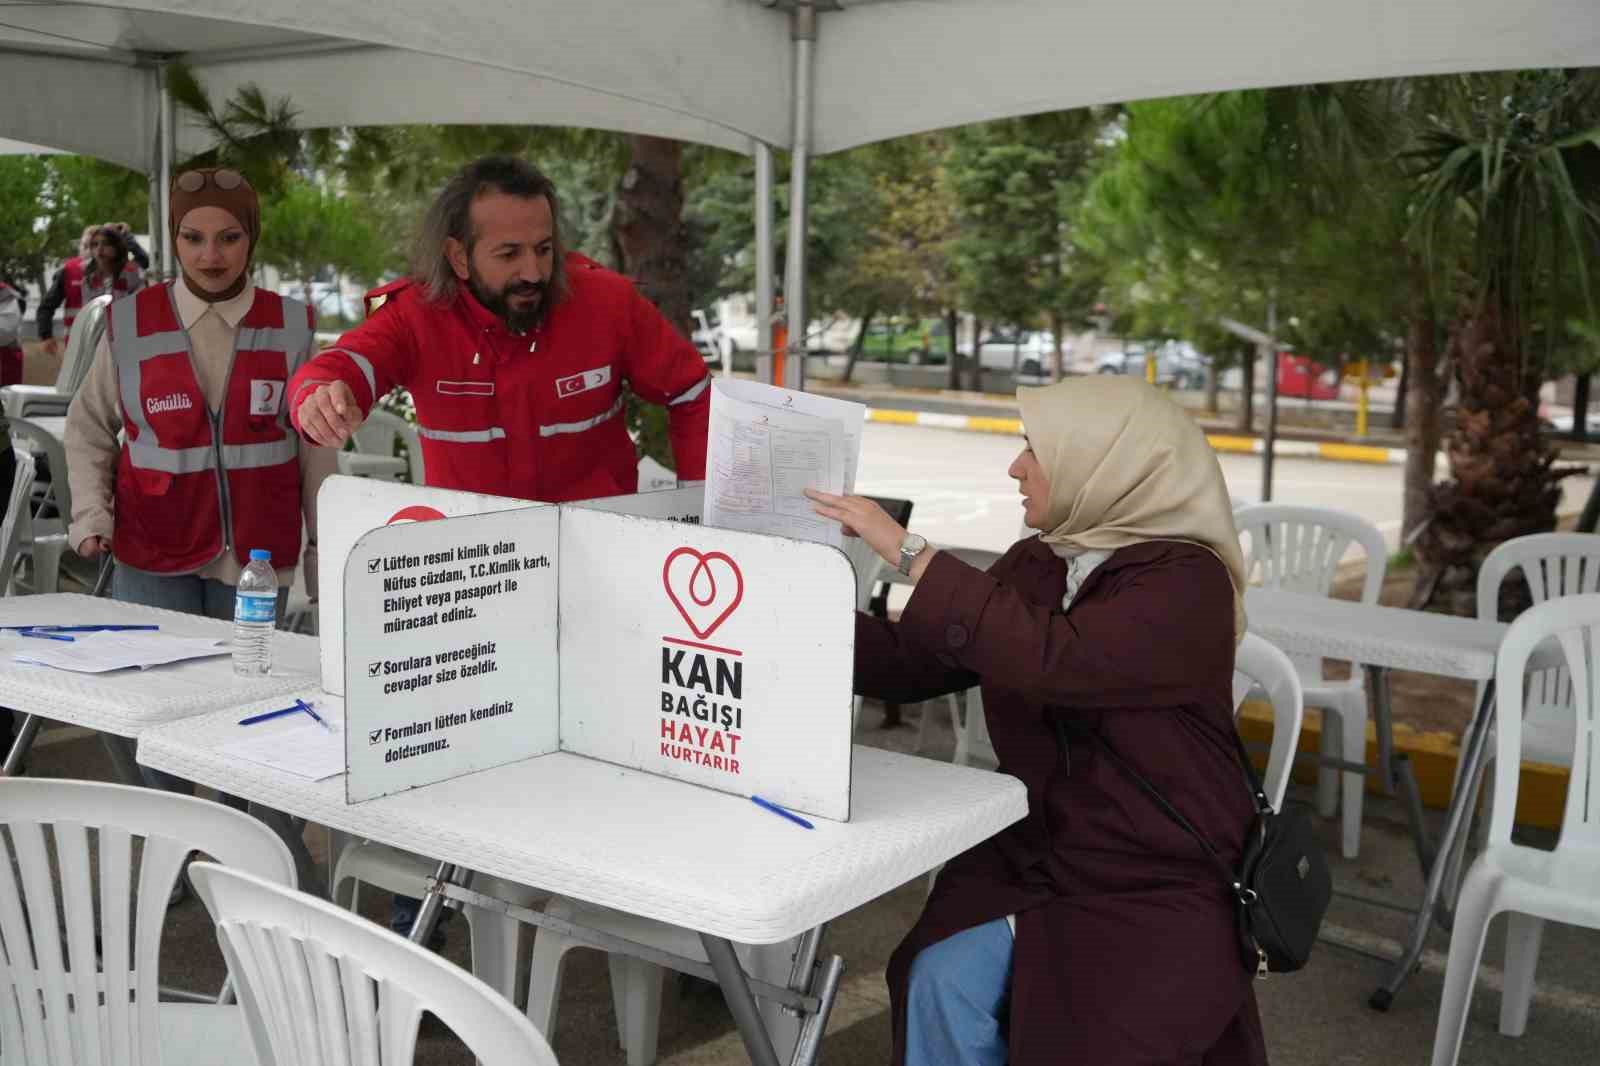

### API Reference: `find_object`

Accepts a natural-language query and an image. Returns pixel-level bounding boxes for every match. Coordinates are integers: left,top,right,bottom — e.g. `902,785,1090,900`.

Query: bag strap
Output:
1052,718,1258,905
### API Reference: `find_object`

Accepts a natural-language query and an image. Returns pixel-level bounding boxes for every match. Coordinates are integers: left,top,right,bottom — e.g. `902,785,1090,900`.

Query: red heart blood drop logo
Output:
662,548,744,640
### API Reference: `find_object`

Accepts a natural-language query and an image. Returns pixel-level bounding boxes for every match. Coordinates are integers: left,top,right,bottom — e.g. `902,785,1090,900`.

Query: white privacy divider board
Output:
557,507,856,822
343,507,561,802
318,475,542,694
571,484,704,523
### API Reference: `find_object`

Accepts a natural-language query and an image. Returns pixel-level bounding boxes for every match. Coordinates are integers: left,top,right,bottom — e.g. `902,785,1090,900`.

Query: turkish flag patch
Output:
554,366,612,398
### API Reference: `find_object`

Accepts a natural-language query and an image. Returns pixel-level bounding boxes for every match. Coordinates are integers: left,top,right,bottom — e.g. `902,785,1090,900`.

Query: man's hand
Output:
77,535,108,559
41,337,61,358
296,380,366,447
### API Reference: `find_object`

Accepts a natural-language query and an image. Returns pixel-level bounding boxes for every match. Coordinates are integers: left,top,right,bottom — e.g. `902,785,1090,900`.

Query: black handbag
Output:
1053,718,1331,977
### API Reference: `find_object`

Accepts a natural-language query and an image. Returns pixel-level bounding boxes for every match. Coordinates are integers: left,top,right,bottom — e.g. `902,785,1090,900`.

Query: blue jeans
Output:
113,565,287,796
906,918,1013,1066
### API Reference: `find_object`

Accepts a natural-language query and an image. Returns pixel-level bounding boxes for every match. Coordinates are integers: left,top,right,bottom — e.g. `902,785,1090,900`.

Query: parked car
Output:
975,330,1061,371
1096,342,1210,389
1275,352,1341,400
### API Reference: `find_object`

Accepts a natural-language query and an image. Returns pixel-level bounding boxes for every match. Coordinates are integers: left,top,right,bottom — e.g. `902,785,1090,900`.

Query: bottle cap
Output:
249,548,272,562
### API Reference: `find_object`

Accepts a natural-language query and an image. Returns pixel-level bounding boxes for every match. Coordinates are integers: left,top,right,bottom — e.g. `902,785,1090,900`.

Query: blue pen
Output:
238,704,305,726
9,624,160,642
750,794,814,830
295,698,336,734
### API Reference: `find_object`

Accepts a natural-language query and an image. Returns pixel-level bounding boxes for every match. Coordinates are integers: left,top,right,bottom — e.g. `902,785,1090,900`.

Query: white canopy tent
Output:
4,0,1598,385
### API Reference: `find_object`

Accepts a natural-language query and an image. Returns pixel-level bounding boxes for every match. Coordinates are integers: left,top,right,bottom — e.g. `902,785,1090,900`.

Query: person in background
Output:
807,376,1265,1066
37,223,148,353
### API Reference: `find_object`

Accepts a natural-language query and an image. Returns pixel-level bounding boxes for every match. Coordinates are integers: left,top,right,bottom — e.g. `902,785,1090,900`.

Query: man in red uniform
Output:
37,224,147,353
289,155,710,497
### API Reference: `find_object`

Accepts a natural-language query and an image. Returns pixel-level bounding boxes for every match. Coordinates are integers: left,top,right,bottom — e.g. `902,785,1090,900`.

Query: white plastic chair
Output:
1235,503,1387,857
525,897,798,1066
0,293,111,420
189,862,559,1066
1233,632,1306,811
1474,533,1600,768
0,778,296,1066
339,407,423,483
0,449,36,595
1430,593,1600,1064
330,841,544,1008
8,417,72,593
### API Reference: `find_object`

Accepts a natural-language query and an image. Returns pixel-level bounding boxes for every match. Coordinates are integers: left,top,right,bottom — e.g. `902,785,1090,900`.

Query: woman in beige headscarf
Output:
808,376,1265,1066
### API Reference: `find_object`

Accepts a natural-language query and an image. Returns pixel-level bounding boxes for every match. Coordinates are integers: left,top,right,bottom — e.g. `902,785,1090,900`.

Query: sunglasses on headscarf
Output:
175,168,246,192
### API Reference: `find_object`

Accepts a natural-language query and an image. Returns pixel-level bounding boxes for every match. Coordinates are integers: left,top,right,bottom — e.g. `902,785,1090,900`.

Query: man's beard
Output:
468,265,547,334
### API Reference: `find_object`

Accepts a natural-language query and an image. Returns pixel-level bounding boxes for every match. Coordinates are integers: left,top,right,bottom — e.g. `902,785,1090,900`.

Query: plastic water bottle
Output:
233,548,277,676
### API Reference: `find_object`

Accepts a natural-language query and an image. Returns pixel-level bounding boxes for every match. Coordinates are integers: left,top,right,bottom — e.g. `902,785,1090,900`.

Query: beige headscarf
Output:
1016,376,1247,642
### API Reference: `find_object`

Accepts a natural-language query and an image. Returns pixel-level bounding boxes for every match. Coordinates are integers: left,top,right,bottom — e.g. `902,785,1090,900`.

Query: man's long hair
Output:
413,156,568,307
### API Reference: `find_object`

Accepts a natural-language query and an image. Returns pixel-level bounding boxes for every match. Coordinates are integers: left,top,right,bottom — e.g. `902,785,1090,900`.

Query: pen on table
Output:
9,624,161,642
238,700,331,730
750,794,814,830
295,698,336,734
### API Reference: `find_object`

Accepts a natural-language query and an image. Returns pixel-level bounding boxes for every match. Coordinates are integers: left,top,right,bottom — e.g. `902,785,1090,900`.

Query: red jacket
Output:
287,254,710,502
109,284,313,573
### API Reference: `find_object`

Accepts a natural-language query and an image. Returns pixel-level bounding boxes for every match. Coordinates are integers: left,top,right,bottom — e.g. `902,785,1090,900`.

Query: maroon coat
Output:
857,537,1268,1066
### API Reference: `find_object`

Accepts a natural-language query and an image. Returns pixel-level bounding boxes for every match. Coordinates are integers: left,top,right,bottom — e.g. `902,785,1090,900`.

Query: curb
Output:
1236,701,1567,829
864,408,1408,465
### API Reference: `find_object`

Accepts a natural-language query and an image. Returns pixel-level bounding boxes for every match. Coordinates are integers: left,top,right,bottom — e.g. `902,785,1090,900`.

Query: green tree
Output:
0,157,52,289
1407,70,1600,613
255,178,385,322
949,111,1106,386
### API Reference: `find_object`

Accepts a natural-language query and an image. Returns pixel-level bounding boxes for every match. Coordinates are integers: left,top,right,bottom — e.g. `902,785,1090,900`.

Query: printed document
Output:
704,379,865,548
12,632,231,673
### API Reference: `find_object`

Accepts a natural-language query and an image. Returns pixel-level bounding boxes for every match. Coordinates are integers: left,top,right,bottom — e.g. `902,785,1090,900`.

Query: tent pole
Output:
157,60,175,279
1260,296,1279,502
755,141,775,386
782,0,816,391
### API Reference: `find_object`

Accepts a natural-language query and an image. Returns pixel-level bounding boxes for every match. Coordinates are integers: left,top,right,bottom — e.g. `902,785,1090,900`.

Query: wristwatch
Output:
897,532,929,577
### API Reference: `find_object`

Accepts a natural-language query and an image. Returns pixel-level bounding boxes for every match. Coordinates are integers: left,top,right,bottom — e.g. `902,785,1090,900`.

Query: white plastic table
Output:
0,594,319,776
138,695,1029,1065
1244,587,1558,1011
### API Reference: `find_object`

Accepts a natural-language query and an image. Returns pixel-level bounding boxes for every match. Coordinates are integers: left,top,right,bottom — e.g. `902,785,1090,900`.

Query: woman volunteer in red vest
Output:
64,167,337,622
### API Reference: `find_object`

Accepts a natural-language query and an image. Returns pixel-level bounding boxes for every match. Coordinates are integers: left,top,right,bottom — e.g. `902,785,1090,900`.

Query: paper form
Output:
12,632,231,673
703,379,866,548
220,709,346,781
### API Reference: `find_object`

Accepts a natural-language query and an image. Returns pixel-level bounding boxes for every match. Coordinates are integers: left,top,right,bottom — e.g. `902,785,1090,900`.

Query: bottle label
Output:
235,591,277,625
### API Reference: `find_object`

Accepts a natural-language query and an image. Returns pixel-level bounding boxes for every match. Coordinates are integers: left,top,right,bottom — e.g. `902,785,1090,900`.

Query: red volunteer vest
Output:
109,283,312,574
64,257,142,336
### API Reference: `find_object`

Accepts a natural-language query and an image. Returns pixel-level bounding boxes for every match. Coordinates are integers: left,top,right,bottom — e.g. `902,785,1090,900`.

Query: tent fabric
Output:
4,0,1600,169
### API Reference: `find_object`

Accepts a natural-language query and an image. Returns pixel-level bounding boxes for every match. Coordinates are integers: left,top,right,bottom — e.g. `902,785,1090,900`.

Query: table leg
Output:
701,932,782,1066
411,862,463,946
100,734,145,786
1369,679,1497,1011
2,712,41,775
789,953,844,1066
1368,665,1432,874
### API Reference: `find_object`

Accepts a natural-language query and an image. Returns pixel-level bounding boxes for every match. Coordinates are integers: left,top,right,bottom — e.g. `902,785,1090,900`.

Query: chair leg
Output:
464,905,526,1009
1316,707,1341,819
1499,912,1545,1037
525,923,576,1040
1340,697,1368,859
1430,875,1499,1066
607,954,664,1065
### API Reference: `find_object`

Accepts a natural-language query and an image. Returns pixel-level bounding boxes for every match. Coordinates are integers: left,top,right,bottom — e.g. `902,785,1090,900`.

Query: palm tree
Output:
1407,69,1600,614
